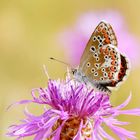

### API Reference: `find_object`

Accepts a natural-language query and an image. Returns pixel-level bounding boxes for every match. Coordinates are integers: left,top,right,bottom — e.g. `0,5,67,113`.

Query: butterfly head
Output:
71,68,85,83
71,68,77,75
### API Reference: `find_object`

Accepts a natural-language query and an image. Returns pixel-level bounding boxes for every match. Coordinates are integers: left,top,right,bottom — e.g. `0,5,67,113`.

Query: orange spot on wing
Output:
102,29,106,33
105,38,110,44
108,72,113,79
98,27,101,32
111,60,115,65
100,48,105,53
104,34,108,38
110,66,115,71
105,48,109,55
111,55,115,60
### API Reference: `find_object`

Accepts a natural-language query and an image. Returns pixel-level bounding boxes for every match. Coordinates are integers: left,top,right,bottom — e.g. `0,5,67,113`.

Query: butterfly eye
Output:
94,72,98,76
71,69,76,75
90,46,96,52
91,68,95,73
86,62,91,67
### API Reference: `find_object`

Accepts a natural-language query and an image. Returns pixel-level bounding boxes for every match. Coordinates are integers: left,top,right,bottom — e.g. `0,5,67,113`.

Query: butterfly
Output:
72,21,129,93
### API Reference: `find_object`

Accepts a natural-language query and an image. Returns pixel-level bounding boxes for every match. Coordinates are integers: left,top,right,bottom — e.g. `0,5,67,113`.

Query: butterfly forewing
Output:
80,21,118,64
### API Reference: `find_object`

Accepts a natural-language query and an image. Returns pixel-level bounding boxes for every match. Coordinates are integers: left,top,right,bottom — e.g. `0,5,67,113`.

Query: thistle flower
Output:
7,72,140,140
58,11,140,67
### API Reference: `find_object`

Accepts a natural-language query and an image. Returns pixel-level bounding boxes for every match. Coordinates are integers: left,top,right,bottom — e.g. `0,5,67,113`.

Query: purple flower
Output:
7,73,140,140
58,11,140,67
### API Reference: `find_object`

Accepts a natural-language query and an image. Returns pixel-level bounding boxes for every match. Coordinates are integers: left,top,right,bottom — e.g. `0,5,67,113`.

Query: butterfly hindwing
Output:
100,54,129,88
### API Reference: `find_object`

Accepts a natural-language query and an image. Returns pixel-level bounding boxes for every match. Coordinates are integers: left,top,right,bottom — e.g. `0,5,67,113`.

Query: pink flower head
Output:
7,73,140,140
59,11,140,67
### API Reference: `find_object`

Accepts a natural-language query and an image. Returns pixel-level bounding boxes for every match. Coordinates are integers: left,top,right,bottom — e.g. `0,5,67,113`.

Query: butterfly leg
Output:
82,76,88,85
95,83,111,95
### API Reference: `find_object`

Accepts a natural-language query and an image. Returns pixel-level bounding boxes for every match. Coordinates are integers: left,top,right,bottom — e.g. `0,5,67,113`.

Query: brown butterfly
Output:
72,21,129,93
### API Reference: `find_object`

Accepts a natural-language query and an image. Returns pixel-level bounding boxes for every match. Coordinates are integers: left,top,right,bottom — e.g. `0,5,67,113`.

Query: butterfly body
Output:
72,21,129,93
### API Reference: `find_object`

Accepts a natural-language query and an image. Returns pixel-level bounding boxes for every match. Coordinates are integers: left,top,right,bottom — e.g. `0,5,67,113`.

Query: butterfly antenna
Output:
50,57,71,67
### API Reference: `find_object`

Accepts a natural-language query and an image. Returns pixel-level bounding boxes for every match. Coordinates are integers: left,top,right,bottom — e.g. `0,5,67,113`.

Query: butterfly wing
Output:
78,21,129,92
79,21,120,83
100,54,129,87
80,21,118,65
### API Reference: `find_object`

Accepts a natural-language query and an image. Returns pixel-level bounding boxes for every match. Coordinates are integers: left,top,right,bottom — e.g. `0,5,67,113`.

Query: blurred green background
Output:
1,0,140,139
